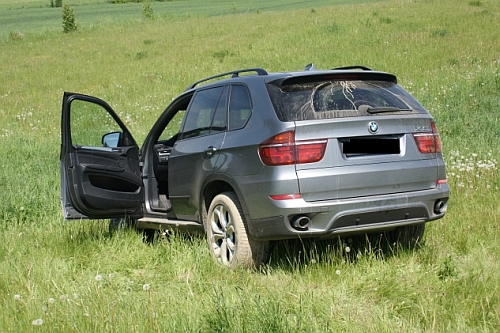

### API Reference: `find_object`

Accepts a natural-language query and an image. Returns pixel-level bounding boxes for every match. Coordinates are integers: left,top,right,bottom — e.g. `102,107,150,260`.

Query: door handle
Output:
204,146,217,158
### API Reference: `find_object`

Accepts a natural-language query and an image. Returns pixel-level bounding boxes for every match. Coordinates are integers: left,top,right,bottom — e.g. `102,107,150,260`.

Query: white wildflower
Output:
143,284,151,291
32,318,43,326
95,274,103,282
13,294,21,300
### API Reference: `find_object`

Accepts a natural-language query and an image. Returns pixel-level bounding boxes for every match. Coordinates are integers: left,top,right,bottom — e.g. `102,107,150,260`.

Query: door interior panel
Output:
66,147,143,216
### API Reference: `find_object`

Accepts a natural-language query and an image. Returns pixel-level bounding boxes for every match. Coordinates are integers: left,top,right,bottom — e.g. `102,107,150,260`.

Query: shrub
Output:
9,30,24,41
111,0,142,3
431,29,449,37
212,50,229,62
51,0,63,7
142,1,154,20
323,23,340,34
62,4,77,33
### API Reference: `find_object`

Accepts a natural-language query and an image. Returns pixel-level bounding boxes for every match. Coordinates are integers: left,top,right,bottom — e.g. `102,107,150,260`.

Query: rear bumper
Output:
246,184,449,240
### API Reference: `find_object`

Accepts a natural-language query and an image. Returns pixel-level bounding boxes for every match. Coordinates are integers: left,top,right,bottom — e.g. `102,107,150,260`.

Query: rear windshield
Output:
266,80,427,122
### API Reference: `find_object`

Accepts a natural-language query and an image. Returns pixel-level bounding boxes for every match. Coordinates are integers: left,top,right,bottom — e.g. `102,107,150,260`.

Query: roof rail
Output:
186,68,268,90
331,65,373,71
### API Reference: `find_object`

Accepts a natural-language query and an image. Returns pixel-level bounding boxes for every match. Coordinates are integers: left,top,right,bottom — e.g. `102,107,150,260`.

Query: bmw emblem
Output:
368,121,379,134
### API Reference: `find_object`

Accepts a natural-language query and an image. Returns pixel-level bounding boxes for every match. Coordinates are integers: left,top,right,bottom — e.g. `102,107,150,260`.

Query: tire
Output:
142,229,156,244
389,223,426,249
206,192,269,269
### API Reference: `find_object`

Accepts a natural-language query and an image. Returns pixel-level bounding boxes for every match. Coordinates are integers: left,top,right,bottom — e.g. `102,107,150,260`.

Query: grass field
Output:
0,0,499,332
0,0,387,39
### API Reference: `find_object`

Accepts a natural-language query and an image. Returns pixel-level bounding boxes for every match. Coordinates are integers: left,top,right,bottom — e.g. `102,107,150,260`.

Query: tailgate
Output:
294,116,438,201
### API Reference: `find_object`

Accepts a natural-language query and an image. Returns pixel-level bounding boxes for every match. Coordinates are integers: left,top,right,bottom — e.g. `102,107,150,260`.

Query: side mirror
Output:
102,132,122,148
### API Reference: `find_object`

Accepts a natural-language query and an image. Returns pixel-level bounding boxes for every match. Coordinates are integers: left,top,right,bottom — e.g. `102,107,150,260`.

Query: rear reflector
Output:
270,193,302,200
437,179,447,185
259,131,327,166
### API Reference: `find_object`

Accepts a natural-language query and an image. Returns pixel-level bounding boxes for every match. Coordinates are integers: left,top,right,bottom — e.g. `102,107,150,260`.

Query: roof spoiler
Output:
331,65,373,71
270,71,397,87
304,64,374,72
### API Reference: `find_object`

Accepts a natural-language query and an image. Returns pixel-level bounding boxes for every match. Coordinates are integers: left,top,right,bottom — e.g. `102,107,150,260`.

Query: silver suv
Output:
60,65,449,268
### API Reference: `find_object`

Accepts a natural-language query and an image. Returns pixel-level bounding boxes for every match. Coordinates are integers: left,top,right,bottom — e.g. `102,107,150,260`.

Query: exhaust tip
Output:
291,215,311,230
434,199,446,214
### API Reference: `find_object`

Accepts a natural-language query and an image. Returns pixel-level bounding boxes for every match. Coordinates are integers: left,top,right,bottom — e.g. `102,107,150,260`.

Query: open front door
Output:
60,92,144,220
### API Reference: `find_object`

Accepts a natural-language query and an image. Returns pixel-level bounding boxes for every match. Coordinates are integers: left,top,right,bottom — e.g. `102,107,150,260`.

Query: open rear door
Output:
60,92,144,220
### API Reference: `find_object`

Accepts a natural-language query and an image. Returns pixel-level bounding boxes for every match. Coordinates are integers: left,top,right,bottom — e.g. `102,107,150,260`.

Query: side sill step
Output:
137,217,203,231
150,194,172,212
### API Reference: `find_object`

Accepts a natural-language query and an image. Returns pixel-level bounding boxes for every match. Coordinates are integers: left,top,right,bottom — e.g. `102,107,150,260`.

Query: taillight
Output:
258,130,327,166
259,131,295,166
432,122,443,153
413,122,442,154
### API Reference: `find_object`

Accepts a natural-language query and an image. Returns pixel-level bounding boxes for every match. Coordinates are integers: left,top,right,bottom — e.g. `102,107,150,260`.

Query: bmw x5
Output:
60,65,449,268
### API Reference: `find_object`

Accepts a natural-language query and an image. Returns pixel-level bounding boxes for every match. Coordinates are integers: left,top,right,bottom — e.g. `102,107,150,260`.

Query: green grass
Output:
0,0,389,39
1,0,499,331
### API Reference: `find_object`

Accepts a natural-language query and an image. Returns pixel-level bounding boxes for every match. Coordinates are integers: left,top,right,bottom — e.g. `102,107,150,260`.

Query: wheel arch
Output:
200,175,250,227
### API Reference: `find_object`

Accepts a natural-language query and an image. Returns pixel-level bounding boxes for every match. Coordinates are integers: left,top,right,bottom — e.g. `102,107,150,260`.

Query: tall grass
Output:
0,0,499,331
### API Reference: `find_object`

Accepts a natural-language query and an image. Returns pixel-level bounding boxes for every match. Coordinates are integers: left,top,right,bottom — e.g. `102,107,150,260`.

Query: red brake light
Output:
259,131,327,166
296,140,328,164
259,131,296,166
413,122,442,154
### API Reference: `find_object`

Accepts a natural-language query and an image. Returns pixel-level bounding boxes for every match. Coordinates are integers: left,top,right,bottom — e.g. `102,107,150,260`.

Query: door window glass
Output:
229,85,252,130
210,86,228,133
70,99,122,147
180,86,225,140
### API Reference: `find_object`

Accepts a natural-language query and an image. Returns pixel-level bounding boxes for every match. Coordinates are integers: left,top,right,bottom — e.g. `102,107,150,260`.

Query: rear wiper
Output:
359,105,413,114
